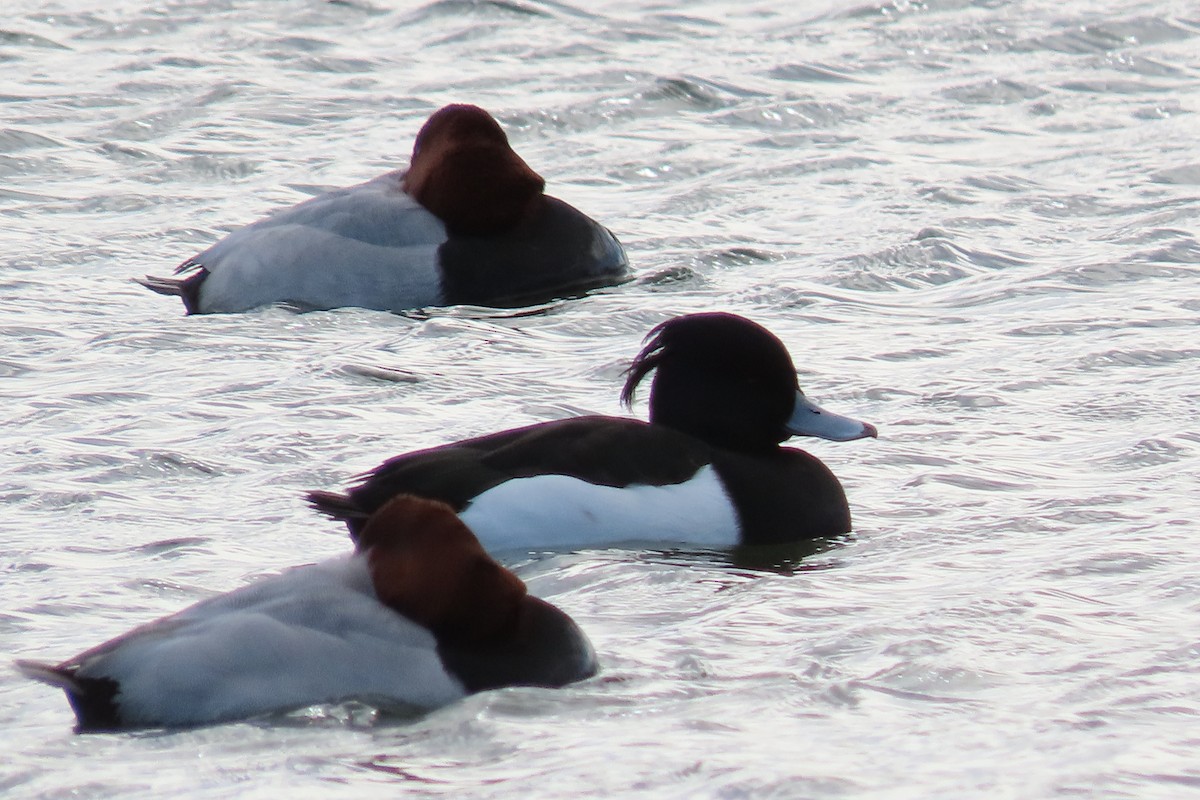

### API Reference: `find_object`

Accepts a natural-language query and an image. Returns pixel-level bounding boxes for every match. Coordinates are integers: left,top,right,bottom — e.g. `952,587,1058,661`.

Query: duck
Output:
308,312,877,552
15,495,597,732
136,104,628,314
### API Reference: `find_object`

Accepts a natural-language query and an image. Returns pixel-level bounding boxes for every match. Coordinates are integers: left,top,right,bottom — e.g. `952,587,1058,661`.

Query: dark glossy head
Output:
622,313,876,452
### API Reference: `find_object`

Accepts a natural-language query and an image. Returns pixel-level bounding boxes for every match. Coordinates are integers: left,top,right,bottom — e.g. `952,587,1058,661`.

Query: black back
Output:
309,416,712,542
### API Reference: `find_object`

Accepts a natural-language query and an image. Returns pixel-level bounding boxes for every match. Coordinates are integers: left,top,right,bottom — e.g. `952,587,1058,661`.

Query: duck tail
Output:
15,659,83,694
307,490,369,522
16,659,123,732
133,274,184,295
307,490,372,544
133,262,208,314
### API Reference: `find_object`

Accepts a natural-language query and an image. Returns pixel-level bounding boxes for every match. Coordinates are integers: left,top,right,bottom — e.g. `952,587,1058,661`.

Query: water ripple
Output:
3,0,1200,797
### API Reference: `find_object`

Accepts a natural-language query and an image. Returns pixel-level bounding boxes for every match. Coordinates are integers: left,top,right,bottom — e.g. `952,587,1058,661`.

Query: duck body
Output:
175,171,445,314
19,556,462,730
310,313,876,551
138,104,628,314
17,497,597,732
313,416,850,551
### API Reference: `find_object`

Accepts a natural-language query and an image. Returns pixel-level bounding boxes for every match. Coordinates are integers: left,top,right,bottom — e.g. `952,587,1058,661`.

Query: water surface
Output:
2,0,1199,797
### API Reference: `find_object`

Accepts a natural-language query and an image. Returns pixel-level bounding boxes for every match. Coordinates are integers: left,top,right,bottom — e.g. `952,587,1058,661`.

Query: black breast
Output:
436,597,597,692
711,448,852,545
437,196,626,307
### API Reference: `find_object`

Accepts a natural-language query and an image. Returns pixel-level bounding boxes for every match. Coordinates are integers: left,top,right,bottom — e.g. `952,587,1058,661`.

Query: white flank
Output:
460,464,740,552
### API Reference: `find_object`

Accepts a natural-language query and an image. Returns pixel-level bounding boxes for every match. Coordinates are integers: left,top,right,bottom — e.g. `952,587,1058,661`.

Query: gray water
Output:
3,0,1199,797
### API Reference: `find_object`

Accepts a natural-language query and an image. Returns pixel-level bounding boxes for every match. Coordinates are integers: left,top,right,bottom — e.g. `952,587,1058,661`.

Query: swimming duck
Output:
16,495,597,732
309,313,877,551
137,104,628,314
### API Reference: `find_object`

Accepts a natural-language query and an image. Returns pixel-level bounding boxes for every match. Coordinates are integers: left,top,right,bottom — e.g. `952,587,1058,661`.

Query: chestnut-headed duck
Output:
137,104,628,314
17,495,597,731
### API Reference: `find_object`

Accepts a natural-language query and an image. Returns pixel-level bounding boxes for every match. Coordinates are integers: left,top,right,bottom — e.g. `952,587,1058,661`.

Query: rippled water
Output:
3,0,1199,797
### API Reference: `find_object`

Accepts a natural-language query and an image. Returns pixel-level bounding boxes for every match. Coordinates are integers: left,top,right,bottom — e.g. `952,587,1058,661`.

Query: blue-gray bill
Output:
785,392,878,442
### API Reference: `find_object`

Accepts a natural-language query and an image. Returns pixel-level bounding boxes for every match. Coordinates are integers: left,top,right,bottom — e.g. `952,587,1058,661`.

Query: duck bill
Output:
785,392,878,442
